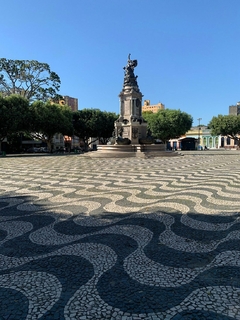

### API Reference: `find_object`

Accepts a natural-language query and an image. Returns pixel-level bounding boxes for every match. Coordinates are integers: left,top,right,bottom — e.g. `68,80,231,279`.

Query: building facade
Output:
226,101,240,147
169,126,219,150
229,102,240,115
59,95,78,112
142,100,165,113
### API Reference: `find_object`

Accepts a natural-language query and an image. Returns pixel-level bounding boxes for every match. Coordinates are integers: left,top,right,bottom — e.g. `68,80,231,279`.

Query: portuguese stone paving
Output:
0,153,240,319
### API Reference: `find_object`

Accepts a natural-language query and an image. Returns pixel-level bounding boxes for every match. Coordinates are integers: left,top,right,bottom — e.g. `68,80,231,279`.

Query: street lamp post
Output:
197,118,202,149
72,119,75,152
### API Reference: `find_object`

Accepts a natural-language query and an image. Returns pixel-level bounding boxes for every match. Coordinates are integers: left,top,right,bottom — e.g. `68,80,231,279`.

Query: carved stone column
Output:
114,55,147,145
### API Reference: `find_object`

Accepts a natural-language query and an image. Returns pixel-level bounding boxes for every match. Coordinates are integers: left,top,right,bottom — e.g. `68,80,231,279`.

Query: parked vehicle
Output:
26,147,49,153
26,147,40,153
54,147,66,153
39,147,49,153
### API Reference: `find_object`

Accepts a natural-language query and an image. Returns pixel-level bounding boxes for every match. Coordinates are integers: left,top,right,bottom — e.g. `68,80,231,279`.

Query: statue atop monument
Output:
114,54,147,145
123,54,139,91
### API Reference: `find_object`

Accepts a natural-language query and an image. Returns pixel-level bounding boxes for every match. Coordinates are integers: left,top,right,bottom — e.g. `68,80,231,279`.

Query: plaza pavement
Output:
0,152,240,319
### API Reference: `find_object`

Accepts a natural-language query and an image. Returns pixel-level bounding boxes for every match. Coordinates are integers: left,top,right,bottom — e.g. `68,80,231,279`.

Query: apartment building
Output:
59,95,78,112
142,100,165,113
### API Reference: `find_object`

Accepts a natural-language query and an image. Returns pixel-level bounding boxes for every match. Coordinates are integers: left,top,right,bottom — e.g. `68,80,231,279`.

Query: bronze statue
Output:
123,54,139,89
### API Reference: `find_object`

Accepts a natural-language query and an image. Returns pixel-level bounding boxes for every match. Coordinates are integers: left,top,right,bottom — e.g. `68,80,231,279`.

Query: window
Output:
209,137,212,148
221,137,224,147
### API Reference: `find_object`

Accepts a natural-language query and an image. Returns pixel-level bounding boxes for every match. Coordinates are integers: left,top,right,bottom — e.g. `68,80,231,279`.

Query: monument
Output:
114,54,148,145
88,55,178,158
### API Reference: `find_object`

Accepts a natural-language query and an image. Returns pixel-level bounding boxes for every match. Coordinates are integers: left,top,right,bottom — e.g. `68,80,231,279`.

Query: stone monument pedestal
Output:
114,57,147,145
87,54,179,158
87,143,179,158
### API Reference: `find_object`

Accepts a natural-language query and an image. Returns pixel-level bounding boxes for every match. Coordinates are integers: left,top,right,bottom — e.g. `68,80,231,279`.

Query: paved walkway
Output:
0,154,240,319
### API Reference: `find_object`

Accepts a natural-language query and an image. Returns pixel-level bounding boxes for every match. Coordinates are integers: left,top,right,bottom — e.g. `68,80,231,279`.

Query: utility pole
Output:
197,118,202,149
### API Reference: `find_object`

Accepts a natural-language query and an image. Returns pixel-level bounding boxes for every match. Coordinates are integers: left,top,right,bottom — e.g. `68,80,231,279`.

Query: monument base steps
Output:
84,144,180,158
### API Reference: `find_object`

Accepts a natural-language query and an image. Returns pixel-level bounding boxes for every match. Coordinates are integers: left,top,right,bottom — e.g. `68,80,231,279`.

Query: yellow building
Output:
142,100,165,113
169,126,220,150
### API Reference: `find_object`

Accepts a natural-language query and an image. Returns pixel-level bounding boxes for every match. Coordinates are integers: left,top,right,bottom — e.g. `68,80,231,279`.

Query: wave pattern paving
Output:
0,154,240,319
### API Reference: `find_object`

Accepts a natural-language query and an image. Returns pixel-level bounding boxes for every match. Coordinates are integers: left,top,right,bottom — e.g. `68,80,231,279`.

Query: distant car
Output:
26,147,39,153
54,147,65,153
39,147,49,153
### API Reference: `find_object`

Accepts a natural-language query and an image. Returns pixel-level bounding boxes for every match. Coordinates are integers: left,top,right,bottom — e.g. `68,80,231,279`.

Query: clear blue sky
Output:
1,0,240,126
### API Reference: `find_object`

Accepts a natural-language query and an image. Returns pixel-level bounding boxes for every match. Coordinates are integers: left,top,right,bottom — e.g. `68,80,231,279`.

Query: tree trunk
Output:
47,139,53,153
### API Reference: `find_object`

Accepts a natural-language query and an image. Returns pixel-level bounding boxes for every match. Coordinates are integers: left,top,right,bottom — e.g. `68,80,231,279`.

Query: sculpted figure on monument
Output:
123,54,139,89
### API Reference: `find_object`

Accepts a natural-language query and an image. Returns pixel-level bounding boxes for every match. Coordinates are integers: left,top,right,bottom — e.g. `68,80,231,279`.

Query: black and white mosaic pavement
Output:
0,154,240,319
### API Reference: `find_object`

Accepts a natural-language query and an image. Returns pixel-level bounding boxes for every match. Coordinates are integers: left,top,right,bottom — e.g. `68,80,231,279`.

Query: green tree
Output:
0,94,30,142
0,59,61,101
209,114,240,146
72,109,118,149
143,109,193,143
28,101,73,152
97,111,118,144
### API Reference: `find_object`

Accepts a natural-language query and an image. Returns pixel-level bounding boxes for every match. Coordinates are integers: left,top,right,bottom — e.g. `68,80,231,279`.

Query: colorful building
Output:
169,126,219,150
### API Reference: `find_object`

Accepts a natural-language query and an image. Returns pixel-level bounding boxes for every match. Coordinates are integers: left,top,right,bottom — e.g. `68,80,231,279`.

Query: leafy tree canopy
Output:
0,58,61,102
0,94,30,141
97,110,118,144
28,101,73,151
143,109,193,143
72,109,118,148
209,114,240,145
